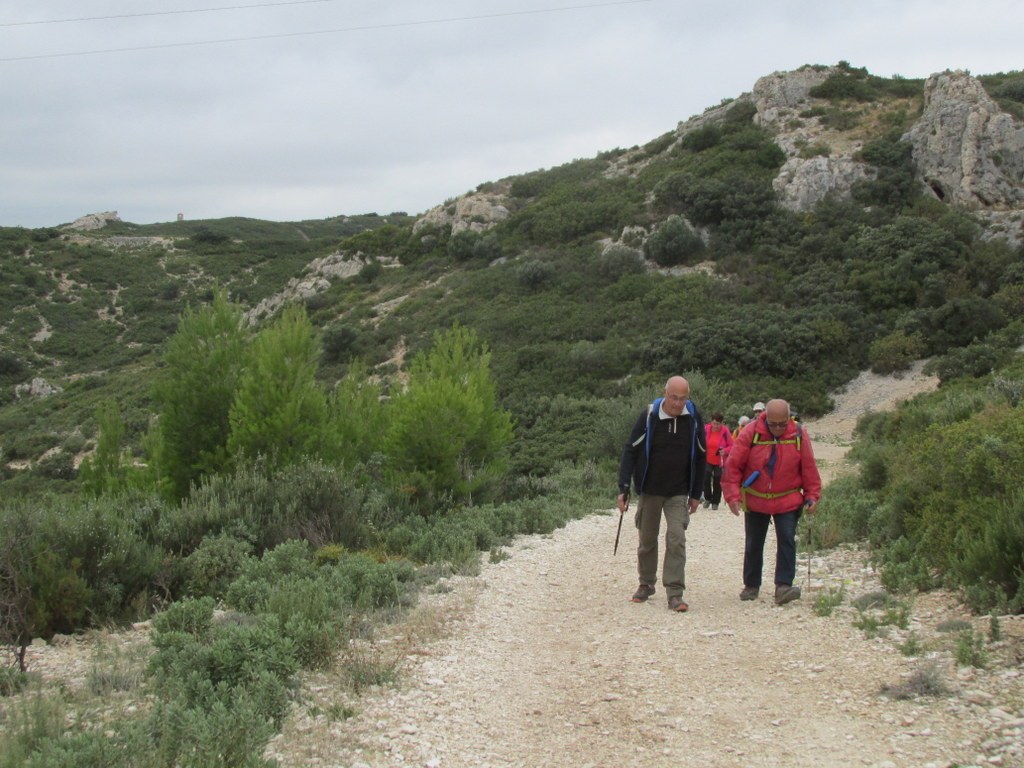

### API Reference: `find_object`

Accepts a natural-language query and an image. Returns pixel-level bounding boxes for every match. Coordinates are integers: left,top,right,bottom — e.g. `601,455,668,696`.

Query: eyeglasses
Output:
665,394,689,402
766,420,789,428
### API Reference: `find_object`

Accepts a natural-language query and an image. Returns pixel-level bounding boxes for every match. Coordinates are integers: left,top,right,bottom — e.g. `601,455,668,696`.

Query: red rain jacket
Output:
723,413,822,514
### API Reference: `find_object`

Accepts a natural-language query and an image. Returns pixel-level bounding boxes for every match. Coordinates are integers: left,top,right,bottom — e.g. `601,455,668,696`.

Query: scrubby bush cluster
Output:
812,358,1024,613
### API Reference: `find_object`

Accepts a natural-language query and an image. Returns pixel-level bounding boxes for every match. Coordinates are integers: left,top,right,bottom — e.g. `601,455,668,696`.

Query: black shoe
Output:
739,586,759,601
711,504,719,510
668,595,689,612
631,584,656,602
774,585,801,605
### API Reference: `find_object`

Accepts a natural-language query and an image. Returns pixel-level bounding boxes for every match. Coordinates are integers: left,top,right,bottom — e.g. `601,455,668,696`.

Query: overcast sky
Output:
1,0,1022,229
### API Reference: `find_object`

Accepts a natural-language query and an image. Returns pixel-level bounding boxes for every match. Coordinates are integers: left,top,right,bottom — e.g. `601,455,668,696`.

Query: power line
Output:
1,0,343,28
1,1,655,62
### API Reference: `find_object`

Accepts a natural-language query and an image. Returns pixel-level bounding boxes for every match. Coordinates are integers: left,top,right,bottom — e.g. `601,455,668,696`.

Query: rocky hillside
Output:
36,65,1024,335
410,65,1024,253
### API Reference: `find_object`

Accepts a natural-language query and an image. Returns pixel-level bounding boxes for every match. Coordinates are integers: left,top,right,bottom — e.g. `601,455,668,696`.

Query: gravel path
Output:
268,364,1024,768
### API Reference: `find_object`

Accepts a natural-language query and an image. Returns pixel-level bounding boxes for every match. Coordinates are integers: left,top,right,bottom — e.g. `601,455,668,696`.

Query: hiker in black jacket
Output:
617,376,707,612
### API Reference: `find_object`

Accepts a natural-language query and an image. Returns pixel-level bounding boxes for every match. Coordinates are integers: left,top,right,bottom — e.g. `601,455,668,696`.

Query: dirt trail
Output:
268,363,1023,767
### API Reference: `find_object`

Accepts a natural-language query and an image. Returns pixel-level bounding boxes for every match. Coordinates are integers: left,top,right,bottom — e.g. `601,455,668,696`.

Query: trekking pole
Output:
613,495,629,555
803,499,814,588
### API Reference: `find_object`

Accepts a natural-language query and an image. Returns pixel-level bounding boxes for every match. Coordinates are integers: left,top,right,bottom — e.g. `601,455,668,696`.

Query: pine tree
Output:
150,289,248,500
227,304,328,470
386,325,513,508
78,399,126,496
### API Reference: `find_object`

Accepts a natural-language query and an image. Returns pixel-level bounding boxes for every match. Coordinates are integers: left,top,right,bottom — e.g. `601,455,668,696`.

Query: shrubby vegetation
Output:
811,356,1024,613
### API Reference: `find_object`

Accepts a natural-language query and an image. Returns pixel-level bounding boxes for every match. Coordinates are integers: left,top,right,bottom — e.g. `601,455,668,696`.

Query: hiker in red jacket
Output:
723,399,822,606
702,412,733,510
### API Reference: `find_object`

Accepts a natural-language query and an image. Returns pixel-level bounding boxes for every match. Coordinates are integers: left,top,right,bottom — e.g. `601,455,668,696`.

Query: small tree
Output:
228,304,329,470
643,215,704,266
385,326,513,509
78,399,128,496
151,289,248,500
324,364,385,467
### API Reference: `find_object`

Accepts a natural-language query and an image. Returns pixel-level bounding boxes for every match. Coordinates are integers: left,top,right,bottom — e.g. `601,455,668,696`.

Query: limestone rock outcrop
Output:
413,192,510,235
15,377,62,399
246,252,399,323
904,70,1024,210
63,211,121,231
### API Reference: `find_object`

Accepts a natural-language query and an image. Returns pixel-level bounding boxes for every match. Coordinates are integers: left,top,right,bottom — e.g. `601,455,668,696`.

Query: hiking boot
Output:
711,504,719,510
668,595,689,612
631,584,656,603
702,500,710,509
739,586,759,601
774,585,801,605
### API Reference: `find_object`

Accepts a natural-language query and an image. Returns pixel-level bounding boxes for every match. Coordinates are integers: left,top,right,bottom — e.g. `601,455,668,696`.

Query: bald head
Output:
662,376,690,417
765,399,790,434
665,376,689,394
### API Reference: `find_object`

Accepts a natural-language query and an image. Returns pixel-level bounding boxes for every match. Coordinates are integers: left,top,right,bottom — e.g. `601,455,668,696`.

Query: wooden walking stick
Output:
614,495,629,555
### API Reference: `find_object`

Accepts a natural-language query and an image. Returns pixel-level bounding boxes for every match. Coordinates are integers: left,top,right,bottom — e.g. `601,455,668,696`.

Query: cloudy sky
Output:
2,0,1022,228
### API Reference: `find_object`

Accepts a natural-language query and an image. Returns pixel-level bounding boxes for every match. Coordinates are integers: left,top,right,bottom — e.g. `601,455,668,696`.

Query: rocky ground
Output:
13,364,1024,767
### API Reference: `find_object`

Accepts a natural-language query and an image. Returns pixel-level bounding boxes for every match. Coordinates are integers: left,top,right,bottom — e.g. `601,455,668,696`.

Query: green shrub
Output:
879,662,948,699
855,441,893,492
868,329,925,374
810,72,877,101
597,244,646,279
0,668,33,696
0,496,162,645
812,586,845,617
149,608,299,728
147,685,278,768
880,404,1024,581
182,534,254,599
935,618,972,633
898,633,923,656
514,259,556,288
954,630,988,668
811,474,878,547
0,692,71,768
956,492,1024,613
643,215,705,266
930,342,1000,383
988,613,1002,642
876,537,936,592
165,459,371,557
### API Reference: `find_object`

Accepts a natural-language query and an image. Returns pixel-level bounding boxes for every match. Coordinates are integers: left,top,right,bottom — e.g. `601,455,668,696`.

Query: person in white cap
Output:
752,402,765,416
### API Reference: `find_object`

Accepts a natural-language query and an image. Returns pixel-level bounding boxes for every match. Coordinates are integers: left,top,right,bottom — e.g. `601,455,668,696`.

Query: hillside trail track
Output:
273,364,1024,768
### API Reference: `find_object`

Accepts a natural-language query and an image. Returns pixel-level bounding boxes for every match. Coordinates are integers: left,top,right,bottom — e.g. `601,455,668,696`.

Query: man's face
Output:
765,404,789,436
663,384,689,417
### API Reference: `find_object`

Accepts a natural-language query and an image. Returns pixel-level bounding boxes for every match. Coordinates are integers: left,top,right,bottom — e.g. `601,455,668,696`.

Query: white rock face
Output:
15,377,62,399
751,67,835,127
63,211,121,230
773,155,872,211
413,193,510,235
904,70,1024,210
245,252,399,323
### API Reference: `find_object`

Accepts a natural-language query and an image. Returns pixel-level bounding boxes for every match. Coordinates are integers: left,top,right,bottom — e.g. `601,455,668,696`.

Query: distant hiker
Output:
732,415,750,440
752,401,765,419
617,376,707,613
723,398,821,606
702,412,733,510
